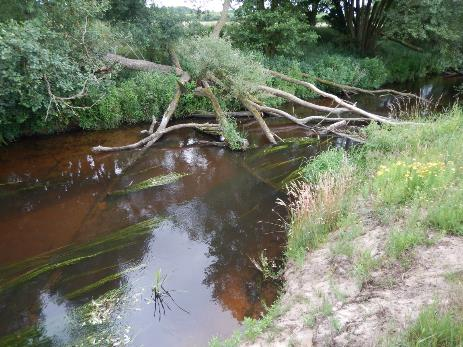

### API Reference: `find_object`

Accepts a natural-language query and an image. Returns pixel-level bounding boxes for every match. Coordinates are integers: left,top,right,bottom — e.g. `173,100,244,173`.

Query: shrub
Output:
79,72,177,129
227,5,318,58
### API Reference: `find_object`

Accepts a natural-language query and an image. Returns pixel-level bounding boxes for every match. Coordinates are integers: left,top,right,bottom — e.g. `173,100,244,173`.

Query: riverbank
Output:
213,105,463,346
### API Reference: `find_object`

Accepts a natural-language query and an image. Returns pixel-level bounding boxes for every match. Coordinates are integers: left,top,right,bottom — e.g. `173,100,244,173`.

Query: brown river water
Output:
0,76,460,346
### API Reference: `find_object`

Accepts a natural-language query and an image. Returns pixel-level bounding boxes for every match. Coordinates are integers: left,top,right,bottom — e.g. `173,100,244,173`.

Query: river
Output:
0,76,460,346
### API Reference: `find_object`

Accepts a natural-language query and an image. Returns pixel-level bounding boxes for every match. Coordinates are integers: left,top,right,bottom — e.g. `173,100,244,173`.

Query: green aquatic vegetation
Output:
0,217,163,292
65,264,146,300
111,173,189,195
0,244,131,294
0,325,54,347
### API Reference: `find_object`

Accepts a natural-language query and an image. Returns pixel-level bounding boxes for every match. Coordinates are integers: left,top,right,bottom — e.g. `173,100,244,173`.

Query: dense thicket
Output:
0,0,462,144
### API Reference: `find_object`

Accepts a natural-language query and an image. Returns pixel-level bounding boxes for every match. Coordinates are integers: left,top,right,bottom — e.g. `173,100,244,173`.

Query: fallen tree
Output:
92,1,421,153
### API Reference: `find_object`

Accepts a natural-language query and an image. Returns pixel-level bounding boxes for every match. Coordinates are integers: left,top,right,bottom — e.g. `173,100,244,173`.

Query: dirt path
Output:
243,203,463,347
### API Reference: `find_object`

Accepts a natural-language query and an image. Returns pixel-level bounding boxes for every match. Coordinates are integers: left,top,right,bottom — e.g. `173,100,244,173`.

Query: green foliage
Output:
372,160,453,205
361,105,463,236
221,117,248,150
80,72,177,129
177,36,268,98
427,189,463,235
228,5,318,58
0,20,84,141
105,0,147,21
386,225,427,260
307,53,388,89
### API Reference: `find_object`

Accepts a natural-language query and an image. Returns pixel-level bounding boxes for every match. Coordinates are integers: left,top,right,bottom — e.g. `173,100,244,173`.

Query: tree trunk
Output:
211,0,231,38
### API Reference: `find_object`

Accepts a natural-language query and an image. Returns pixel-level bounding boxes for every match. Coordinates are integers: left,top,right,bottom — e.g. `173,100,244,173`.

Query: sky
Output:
149,0,227,12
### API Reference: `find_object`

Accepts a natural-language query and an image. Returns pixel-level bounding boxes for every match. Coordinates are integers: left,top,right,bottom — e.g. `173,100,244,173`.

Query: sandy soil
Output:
243,203,463,347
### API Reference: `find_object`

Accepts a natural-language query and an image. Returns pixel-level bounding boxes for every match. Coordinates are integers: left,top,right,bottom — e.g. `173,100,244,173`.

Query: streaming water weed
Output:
111,173,189,195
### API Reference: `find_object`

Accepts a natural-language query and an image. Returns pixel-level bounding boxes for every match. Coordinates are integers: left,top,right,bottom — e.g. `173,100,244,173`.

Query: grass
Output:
284,165,354,263
210,106,463,345
300,147,348,184
387,305,463,347
330,215,363,259
209,299,284,347
353,250,379,286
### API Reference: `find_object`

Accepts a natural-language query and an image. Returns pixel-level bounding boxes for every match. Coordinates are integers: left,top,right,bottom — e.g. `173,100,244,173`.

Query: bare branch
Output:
258,85,350,115
301,73,428,102
266,69,400,125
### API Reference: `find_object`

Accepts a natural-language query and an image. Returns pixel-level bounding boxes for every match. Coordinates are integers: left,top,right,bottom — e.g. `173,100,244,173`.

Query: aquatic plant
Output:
111,173,189,195
150,269,189,321
248,250,282,281
0,217,164,293
66,263,146,300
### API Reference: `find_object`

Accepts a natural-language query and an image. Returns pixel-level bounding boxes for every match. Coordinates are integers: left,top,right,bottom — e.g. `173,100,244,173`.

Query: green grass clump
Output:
427,189,463,235
209,300,283,347
300,148,348,184
393,305,463,347
353,250,378,286
286,165,353,263
111,173,189,195
386,226,428,260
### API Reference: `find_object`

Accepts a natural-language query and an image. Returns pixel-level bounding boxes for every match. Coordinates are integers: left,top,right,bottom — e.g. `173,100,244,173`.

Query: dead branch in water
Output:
301,73,428,102
267,69,399,125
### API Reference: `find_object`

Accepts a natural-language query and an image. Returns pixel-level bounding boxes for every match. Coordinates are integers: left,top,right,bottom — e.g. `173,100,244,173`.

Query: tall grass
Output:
283,164,353,263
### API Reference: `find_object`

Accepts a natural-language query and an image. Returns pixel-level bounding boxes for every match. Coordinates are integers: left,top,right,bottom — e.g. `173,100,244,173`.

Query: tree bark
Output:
240,97,277,144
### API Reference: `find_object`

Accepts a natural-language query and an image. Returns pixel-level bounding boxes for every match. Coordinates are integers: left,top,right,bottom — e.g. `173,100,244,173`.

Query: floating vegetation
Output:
110,172,189,195
70,287,134,346
0,217,164,293
66,264,146,300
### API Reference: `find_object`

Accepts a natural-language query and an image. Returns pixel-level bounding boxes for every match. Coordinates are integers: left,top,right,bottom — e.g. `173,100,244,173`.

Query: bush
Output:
79,72,177,129
227,5,318,58
0,20,85,142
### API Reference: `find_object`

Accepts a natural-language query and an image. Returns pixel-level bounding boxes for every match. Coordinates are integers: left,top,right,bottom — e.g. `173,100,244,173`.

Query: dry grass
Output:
281,165,354,263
